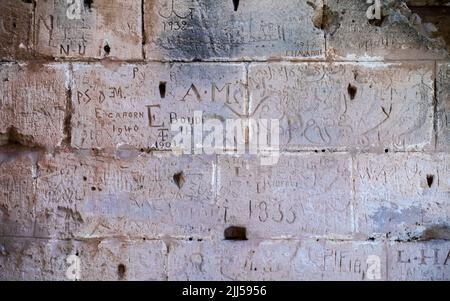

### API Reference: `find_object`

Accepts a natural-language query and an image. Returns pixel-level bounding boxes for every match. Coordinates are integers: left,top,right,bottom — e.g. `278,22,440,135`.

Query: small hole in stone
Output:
347,84,357,100
385,149,389,153
159,81,166,98
117,263,126,280
232,0,239,11
224,226,247,241
83,176,87,181
426,175,434,188
104,44,111,55
12,22,16,28
91,187,96,191
173,171,185,189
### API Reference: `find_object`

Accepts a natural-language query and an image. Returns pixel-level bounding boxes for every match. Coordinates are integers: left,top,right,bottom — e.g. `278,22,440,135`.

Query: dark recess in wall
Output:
224,226,247,240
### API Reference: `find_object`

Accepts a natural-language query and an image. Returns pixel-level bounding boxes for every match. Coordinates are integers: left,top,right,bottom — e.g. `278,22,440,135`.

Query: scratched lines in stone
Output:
71,63,246,151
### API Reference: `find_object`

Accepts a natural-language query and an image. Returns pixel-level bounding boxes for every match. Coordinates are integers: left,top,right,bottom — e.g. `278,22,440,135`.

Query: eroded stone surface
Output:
0,63,69,149
71,63,246,151
34,152,221,239
168,240,386,280
35,0,142,59
0,0,34,60
437,62,450,150
249,62,434,151
144,0,325,61
326,0,448,60
355,153,450,240
0,237,167,280
217,154,353,238
388,241,450,280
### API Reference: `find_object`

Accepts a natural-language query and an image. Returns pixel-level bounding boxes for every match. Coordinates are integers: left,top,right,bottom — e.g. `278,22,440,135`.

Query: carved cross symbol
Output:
233,0,240,12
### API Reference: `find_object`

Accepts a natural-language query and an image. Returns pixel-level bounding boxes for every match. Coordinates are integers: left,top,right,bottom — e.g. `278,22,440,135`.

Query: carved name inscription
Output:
168,240,386,280
0,237,166,281
355,153,450,238
249,62,434,151
0,63,68,149
0,0,33,60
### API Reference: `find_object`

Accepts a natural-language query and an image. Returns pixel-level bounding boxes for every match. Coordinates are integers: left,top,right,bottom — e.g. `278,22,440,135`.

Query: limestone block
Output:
35,0,142,59
168,240,386,280
34,152,221,239
326,0,448,60
0,152,38,237
217,154,353,238
388,241,450,280
0,237,167,280
0,0,34,60
249,62,434,151
406,1,450,6
410,7,450,55
71,62,246,151
144,0,325,61
297,240,387,281
355,153,450,240
0,63,69,149
437,62,450,150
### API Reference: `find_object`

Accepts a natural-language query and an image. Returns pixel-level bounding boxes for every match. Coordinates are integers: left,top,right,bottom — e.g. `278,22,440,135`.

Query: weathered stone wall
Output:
0,0,449,281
